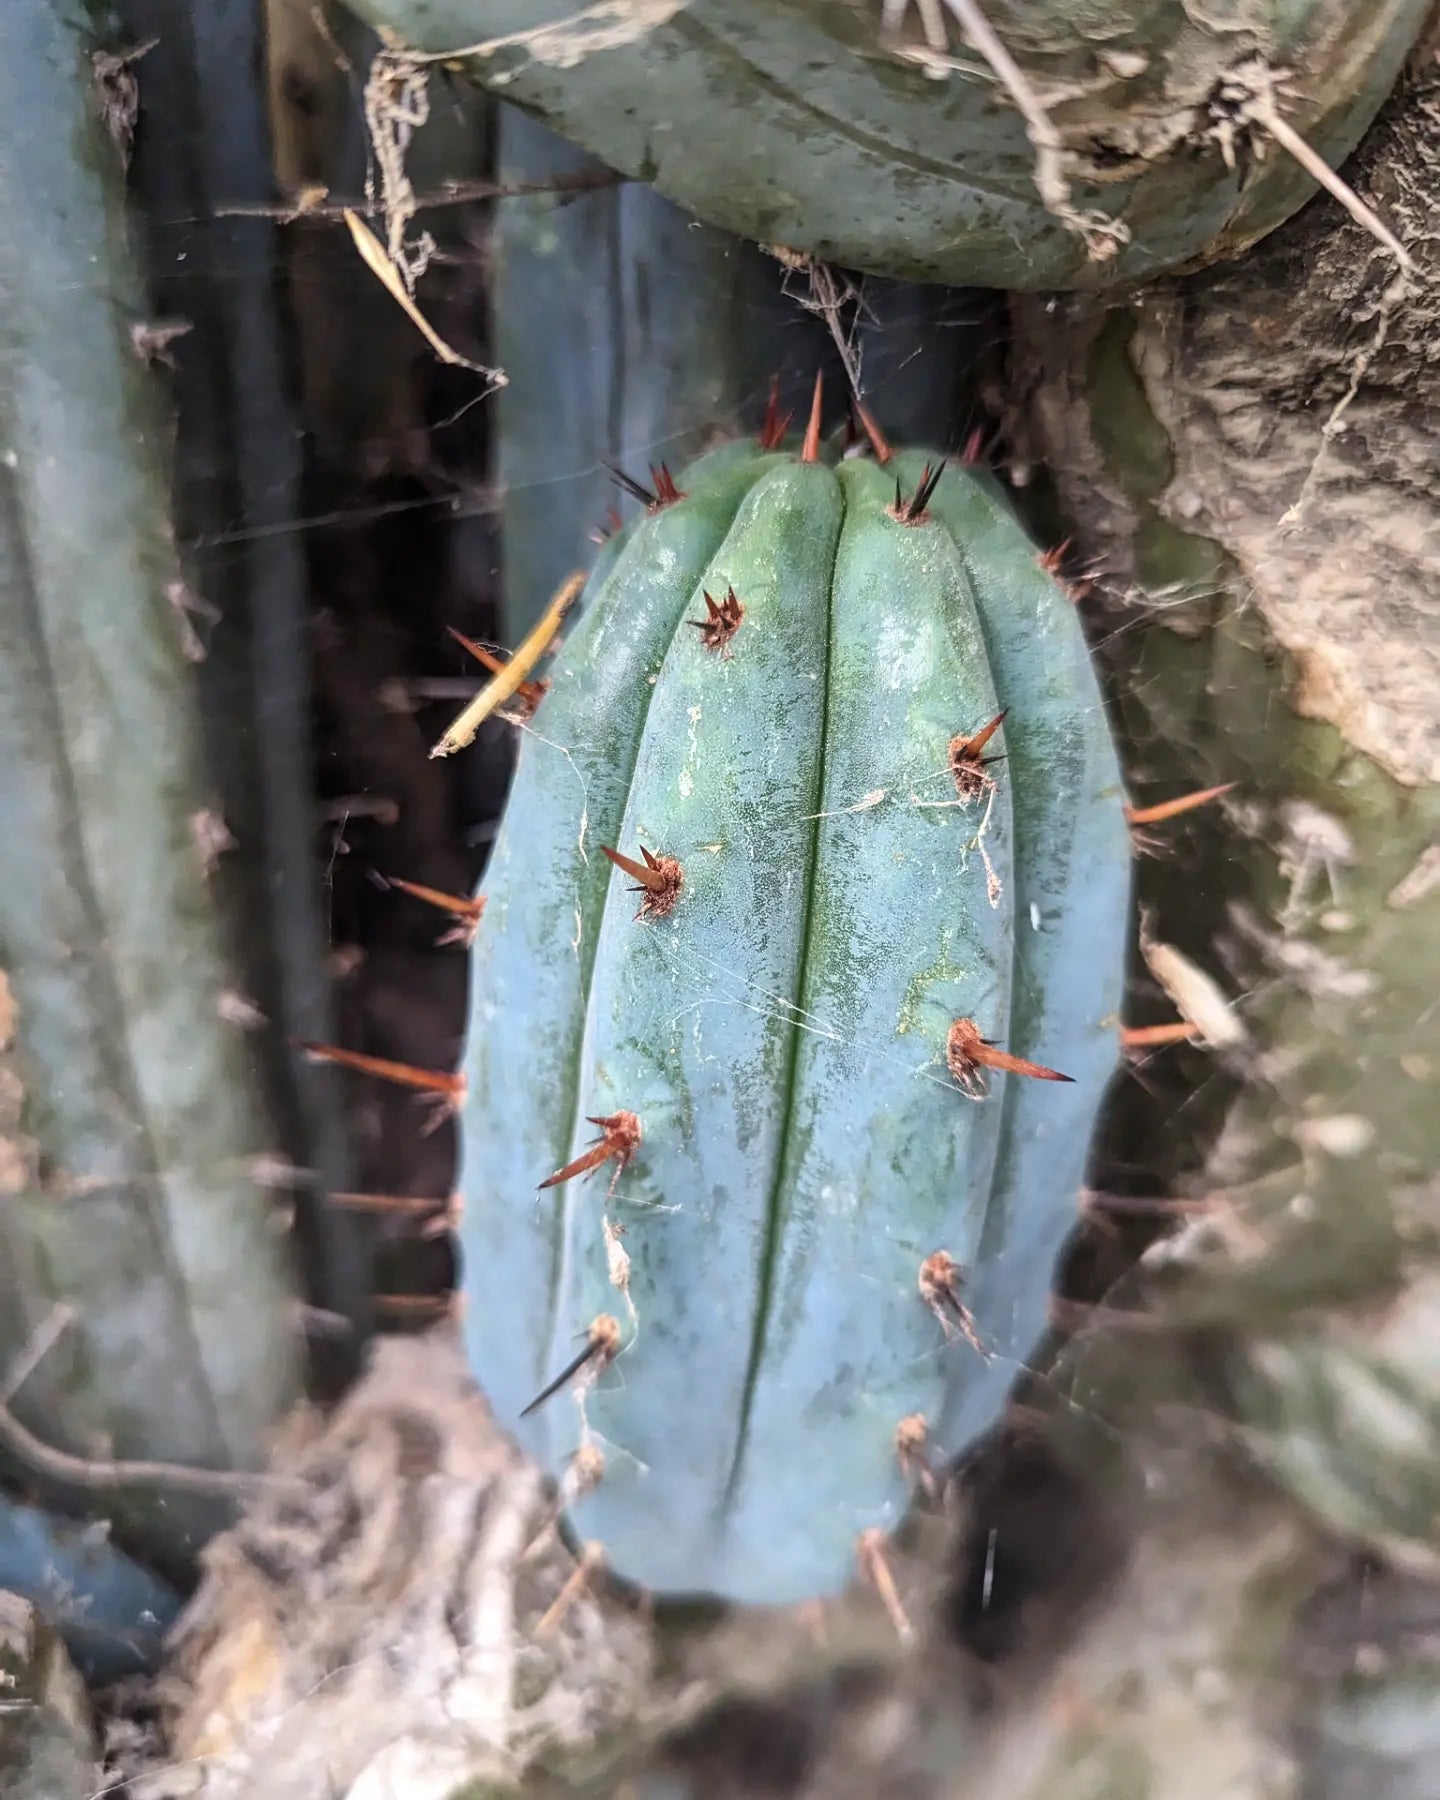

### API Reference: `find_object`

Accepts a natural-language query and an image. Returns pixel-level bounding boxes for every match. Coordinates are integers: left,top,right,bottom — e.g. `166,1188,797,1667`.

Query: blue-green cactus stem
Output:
460,434,1130,1603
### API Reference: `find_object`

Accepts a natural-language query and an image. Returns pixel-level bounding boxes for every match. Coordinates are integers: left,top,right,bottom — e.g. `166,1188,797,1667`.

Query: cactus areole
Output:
459,410,1131,1603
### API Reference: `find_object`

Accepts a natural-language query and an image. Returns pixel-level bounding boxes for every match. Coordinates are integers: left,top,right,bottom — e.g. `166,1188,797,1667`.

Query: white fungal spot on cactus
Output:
1277,800,1356,923
1228,903,1376,1001
679,705,702,798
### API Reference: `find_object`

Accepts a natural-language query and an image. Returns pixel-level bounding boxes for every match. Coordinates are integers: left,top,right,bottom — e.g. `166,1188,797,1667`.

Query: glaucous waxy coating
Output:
460,438,1130,1602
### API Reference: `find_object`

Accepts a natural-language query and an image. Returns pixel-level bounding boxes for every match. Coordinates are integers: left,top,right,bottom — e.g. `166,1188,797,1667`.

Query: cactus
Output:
344,0,1428,291
958,90,1440,1785
452,398,1131,1604
492,102,992,643
494,108,836,640
0,1496,179,1685
0,0,301,1577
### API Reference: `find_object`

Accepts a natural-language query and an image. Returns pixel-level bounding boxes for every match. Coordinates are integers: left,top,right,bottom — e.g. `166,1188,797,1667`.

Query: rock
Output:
0,1589,101,1800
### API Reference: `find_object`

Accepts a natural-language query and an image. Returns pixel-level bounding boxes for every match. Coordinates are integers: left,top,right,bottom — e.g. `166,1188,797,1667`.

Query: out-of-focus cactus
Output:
0,0,301,1578
344,0,1429,290
975,88,1440,1785
118,0,368,1337
0,1497,179,1684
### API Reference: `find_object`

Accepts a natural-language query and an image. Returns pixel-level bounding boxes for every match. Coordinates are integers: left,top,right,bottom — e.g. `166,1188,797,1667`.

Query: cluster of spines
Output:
297,379,1237,1626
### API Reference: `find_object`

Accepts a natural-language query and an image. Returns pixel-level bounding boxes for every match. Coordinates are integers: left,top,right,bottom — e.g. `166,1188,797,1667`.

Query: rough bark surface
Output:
0,1592,100,1800
134,1337,652,1799
1008,31,1440,786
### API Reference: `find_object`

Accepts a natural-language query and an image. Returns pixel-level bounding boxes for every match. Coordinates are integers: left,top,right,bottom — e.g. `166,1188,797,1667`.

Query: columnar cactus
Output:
494,109,834,639
456,395,1132,1602
0,0,301,1578
346,0,1430,290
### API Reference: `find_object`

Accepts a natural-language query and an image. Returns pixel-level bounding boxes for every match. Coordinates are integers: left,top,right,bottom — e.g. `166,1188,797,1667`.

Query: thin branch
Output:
344,208,506,387
1252,102,1413,274
0,1313,304,1498
431,569,584,757
0,1304,74,1407
935,0,1128,258
214,168,626,223
0,1401,304,1498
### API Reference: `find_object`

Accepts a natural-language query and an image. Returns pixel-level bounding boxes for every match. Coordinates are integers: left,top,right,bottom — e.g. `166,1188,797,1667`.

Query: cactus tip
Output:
894,1412,935,1496
373,1292,457,1322
918,1249,988,1356
295,1041,465,1118
852,395,893,464
605,462,656,507
1125,782,1237,828
652,463,686,507
326,1189,449,1219
890,460,947,524
521,1314,622,1418
946,1018,1073,1098
1119,1019,1202,1050
948,710,1008,800
687,585,745,656
383,873,487,945
800,370,824,463
602,844,684,919
757,374,794,450
538,1109,643,1193
607,462,686,511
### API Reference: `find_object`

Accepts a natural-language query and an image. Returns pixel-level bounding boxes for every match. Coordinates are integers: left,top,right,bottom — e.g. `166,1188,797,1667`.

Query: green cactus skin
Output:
0,1,300,1572
345,0,1428,292
459,434,1130,1602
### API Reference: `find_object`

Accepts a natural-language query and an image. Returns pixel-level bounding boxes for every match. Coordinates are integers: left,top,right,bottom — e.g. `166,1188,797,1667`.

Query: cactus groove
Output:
458,424,1132,1602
